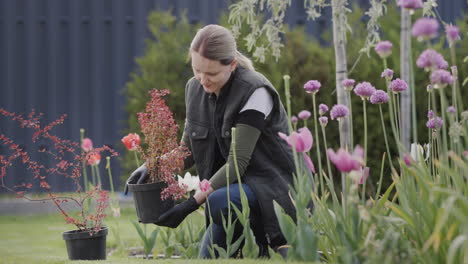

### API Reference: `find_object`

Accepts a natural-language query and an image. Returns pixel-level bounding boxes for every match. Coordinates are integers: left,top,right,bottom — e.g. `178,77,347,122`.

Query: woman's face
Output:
191,51,236,95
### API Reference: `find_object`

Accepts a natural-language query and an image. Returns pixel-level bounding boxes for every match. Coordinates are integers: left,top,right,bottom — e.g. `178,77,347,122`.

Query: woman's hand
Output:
193,185,214,204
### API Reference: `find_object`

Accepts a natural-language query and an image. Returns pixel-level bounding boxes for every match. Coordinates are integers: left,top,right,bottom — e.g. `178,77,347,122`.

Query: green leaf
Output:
273,201,297,244
131,220,147,244
297,224,318,261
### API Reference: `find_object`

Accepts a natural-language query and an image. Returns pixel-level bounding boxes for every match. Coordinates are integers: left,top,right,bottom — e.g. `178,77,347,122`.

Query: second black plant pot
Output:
128,181,175,223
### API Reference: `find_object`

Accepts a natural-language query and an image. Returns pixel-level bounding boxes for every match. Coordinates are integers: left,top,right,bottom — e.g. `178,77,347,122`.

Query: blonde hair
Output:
190,24,254,71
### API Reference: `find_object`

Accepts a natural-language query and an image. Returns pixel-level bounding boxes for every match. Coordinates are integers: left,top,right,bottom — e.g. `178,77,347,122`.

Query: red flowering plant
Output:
130,89,190,200
0,108,118,234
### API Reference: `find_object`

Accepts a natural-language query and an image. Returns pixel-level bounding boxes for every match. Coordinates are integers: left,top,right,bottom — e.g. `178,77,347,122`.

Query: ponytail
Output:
235,51,255,71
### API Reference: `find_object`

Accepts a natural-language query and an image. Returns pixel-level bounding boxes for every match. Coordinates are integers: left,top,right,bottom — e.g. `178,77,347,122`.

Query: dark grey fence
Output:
1,0,466,192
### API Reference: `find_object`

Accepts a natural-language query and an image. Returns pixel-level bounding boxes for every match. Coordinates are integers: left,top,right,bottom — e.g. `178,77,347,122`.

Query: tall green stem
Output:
363,100,368,165
347,92,354,148
133,151,141,167
106,156,114,193
80,129,88,192
379,105,393,169
312,94,323,195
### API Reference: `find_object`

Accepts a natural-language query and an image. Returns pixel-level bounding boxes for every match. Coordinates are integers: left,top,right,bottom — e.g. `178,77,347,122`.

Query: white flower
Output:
410,143,430,162
177,172,200,193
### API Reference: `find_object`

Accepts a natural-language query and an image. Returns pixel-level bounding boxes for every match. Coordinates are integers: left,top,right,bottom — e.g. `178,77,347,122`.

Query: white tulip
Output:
177,172,200,193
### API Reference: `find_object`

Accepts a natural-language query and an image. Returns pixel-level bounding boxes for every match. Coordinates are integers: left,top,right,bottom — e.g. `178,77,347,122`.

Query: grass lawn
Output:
0,201,308,264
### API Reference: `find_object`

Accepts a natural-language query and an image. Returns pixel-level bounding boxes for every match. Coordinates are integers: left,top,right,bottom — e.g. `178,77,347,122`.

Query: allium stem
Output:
283,75,300,177
312,94,323,195
450,46,464,112
91,163,97,186
438,88,449,170
106,156,114,193
383,59,400,153
363,100,368,166
347,92,354,148
408,42,418,145
94,165,102,187
379,105,393,169
320,125,333,192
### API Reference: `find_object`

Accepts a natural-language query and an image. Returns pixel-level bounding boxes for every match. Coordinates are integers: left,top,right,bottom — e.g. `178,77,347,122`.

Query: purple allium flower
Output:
304,80,321,94
416,49,448,71
354,82,376,100
430,69,454,88
412,18,439,41
427,110,434,119
403,153,413,166
370,90,389,104
427,84,434,92
291,115,298,124
341,79,356,91
319,116,328,127
447,106,456,114
374,41,393,58
426,117,444,129
446,24,461,45
319,104,329,115
389,78,409,93
381,68,394,79
397,0,423,10
298,110,311,120
330,104,349,121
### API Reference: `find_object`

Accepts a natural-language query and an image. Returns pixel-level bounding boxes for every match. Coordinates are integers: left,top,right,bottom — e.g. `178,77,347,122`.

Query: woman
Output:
126,24,305,258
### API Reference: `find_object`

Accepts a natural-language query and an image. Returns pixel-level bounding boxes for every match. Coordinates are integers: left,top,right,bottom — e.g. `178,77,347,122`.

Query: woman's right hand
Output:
123,164,149,195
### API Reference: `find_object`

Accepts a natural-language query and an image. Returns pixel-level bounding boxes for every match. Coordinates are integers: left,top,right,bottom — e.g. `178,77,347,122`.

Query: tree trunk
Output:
331,0,351,150
400,9,411,150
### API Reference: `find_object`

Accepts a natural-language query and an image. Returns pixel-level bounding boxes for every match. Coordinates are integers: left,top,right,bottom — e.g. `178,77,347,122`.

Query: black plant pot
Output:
128,181,175,223
62,227,108,260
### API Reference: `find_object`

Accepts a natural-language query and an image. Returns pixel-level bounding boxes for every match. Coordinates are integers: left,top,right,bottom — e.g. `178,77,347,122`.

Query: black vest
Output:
184,66,298,241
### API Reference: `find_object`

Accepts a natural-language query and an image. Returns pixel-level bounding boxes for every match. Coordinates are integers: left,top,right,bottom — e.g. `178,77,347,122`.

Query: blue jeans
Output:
198,183,267,258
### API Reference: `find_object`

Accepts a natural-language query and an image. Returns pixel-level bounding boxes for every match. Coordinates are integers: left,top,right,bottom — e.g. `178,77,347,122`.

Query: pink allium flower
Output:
381,69,394,79
319,116,328,127
356,166,370,185
298,110,311,120
416,49,448,71
447,106,456,114
389,78,409,93
354,82,376,100
121,133,141,151
374,41,393,58
327,145,364,173
81,138,93,152
278,127,315,173
370,90,389,104
412,18,439,41
426,117,444,129
319,104,329,115
341,79,355,91
330,104,349,121
446,24,461,45
430,69,454,88
199,179,211,192
87,152,101,166
291,115,298,124
397,0,423,10
427,110,434,119
304,80,321,94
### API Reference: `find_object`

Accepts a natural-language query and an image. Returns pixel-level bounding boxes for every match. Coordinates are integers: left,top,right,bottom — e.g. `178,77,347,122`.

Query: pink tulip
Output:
357,167,370,185
278,127,315,173
81,138,93,152
87,152,101,166
121,133,141,151
327,146,364,173
199,179,211,192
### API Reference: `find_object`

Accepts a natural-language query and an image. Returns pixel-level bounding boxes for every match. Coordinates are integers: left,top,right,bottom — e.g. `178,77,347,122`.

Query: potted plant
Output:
124,89,190,223
0,108,117,260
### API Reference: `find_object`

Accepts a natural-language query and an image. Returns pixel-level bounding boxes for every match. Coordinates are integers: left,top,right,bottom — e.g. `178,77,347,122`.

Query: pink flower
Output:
430,69,454,89
298,110,311,120
87,152,101,166
427,110,434,118
319,116,328,127
304,80,321,94
426,117,443,129
374,41,393,58
356,166,370,185
447,106,456,114
278,127,315,173
121,133,141,151
291,116,298,124
416,49,448,71
341,79,355,91
446,24,461,45
327,145,364,173
389,78,408,93
412,18,439,41
381,69,394,79
463,151,468,160
199,179,211,192
81,138,93,152
397,0,423,10
354,82,376,100
403,153,413,166
319,104,329,115
330,104,349,121
370,90,389,104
